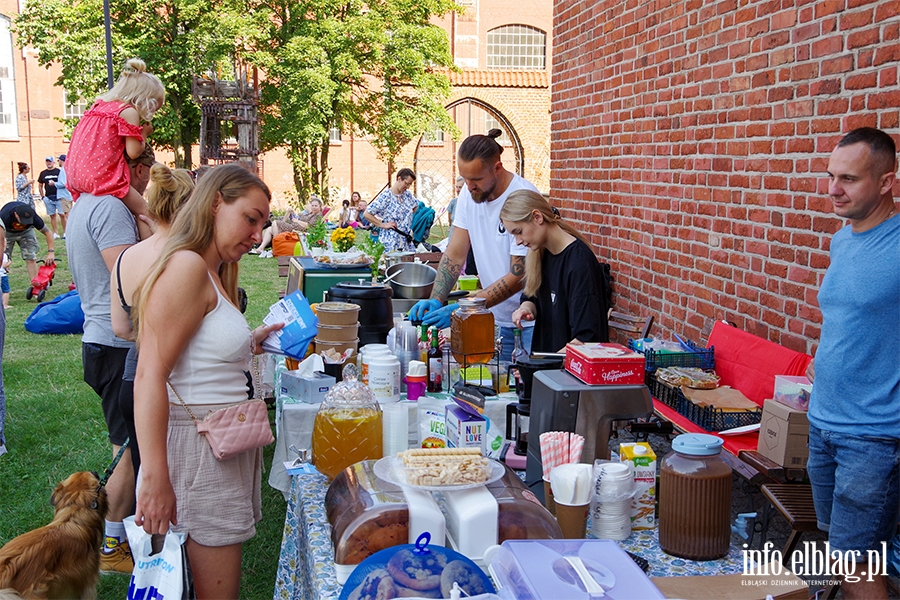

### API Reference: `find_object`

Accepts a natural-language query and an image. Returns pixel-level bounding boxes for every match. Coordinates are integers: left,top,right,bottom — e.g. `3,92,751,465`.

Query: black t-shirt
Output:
0,202,46,232
38,168,60,199
521,238,609,353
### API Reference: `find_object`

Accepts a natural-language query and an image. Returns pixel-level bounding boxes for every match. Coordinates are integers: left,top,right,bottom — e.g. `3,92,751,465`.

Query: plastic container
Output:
359,345,391,384
450,298,495,366
658,433,732,560
773,375,812,411
367,354,401,403
458,275,479,291
312,364,383,480
315,337,359,357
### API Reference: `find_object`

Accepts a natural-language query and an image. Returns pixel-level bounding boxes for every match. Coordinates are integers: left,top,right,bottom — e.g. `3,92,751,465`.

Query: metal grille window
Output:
0,16,17,135
486,24,546,70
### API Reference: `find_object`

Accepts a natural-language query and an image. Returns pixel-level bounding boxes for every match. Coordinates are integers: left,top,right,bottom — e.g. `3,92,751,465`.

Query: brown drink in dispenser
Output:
450,298,495,366
659,433,732,560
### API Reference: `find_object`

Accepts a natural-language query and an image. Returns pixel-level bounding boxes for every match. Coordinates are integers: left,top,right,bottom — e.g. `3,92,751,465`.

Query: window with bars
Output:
482,116,511,146
421,128,444,146
486,24,546,70
0,16,17,136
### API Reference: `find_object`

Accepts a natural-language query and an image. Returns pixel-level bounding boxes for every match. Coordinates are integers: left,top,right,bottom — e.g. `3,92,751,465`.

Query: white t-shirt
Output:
0,253,7,277
453,173,539,328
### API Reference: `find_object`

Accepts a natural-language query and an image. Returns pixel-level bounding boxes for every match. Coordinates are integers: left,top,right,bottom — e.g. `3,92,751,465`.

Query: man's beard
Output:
470,181,496,204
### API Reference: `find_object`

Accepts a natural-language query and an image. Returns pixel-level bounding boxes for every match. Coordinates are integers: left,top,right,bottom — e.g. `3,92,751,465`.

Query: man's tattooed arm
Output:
479,255,525,308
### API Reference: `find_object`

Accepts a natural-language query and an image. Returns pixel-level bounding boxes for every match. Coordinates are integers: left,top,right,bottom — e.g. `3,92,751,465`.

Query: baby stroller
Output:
26,261,56,302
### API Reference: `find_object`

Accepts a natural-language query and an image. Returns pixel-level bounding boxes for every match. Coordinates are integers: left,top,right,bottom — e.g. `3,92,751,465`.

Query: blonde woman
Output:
499,189,609,352
132,164,282,599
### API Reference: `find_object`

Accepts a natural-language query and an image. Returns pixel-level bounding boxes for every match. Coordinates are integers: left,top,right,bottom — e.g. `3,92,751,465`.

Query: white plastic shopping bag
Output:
124,516,190,600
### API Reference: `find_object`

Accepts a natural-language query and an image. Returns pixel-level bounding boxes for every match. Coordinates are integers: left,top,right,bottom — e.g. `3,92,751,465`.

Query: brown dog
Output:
0,472,109,600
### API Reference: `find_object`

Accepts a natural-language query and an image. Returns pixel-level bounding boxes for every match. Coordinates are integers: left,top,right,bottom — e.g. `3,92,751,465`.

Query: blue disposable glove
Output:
408,299,442,324
422,303,459,330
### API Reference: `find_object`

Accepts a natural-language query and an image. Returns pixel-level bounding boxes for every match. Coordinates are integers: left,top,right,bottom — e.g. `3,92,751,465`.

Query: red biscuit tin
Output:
564,343,646,385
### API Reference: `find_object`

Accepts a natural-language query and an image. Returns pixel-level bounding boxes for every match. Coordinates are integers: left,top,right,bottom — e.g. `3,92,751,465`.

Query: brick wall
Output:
551,0,899,354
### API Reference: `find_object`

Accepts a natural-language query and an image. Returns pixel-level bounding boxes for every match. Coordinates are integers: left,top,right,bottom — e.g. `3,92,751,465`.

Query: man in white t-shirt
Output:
410,129,537,360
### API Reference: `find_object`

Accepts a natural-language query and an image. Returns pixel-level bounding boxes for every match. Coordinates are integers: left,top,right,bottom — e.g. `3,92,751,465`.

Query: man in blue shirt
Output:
807,127,899,600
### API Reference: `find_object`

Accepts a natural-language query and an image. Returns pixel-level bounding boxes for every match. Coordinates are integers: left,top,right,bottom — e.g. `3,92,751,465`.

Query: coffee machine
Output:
525,369,652,502
503,357,564,470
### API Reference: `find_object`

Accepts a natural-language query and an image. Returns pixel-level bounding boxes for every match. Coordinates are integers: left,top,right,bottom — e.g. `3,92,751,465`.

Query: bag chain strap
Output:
168,356,263,423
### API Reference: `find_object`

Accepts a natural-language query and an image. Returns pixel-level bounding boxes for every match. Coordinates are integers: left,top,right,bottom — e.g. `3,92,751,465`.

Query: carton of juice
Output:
619,442,657,530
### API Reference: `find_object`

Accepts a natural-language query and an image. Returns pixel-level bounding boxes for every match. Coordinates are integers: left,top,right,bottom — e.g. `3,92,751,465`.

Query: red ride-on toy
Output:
26,261,56,302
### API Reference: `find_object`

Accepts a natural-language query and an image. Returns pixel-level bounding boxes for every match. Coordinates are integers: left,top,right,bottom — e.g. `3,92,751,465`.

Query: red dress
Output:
66,100,144,201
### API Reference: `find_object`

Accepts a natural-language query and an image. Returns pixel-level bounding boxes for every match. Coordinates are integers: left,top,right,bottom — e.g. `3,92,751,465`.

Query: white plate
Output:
373,455,505,491
718,423,761,436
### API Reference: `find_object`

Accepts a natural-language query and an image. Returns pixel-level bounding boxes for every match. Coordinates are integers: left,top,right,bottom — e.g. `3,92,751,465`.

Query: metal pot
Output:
385,262,436,300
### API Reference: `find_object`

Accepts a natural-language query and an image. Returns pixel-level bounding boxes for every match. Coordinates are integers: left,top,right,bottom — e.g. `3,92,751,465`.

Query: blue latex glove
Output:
422,303,459,330
408,298,442,324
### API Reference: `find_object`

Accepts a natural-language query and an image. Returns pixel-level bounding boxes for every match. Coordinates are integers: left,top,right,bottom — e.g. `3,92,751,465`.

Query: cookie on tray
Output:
347,568,396,600
386,548,447,591
440,559,487,597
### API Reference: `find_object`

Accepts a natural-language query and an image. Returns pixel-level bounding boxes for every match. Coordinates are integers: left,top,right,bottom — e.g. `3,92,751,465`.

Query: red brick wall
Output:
551,0,899,354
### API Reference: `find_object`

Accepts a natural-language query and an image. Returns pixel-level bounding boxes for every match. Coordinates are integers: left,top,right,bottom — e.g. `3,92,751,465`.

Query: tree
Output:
246,0,459,203
14,0,248,168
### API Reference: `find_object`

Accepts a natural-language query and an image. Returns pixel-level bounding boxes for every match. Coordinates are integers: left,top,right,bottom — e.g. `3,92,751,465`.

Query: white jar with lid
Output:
360,345,391,384
367,354,401,403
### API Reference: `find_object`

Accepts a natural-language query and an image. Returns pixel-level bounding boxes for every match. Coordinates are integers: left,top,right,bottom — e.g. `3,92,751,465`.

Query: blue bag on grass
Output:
24,290,84,335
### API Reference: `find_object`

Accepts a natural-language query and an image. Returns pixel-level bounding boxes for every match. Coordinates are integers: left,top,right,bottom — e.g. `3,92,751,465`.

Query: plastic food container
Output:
773,375,812,411
458,275,479,291
488,539,665,599
326,460,562,579
314,337,359,356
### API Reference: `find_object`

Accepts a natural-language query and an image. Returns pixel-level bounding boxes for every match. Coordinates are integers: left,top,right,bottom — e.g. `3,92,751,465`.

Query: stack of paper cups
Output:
382,403,409,457
590,461,635,541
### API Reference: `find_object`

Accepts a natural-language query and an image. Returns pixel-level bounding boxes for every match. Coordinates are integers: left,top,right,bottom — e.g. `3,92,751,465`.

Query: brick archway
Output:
413,97,525,211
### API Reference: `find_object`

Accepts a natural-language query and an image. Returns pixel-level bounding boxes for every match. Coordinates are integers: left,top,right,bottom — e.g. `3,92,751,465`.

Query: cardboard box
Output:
619,442,657,530
280,370,335,404
445,405,486,452
773,375,812,411
565,342,646,385
758,399,809,468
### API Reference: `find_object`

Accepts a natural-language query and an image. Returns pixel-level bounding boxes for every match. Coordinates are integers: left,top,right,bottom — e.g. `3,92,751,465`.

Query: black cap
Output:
14,205,34,226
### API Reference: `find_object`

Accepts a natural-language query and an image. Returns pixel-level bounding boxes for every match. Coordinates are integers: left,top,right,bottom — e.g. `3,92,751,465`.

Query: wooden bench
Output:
758,483,819,567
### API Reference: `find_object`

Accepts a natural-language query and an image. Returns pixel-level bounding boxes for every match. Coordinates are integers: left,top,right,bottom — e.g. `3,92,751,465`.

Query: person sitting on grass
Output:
251,195,324,257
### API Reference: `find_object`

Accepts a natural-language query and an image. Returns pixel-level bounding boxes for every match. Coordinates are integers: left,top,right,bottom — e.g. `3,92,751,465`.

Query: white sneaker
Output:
265,250,274,258
52,233,60,239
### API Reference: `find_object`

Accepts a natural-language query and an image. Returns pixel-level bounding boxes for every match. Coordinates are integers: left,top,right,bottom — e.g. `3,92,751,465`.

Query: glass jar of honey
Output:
312,363,383,480
450,297,495,366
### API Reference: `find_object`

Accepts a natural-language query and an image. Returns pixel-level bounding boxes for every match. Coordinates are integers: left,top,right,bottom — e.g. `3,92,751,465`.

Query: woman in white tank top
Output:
131,164,282,599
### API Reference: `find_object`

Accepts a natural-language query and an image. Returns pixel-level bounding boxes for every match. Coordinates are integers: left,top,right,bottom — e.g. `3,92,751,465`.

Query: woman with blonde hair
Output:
131,164,282,599
110,163,194,478
500,189,608,353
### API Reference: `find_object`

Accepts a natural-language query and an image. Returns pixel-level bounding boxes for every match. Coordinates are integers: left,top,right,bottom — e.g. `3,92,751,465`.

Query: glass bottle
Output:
418,324,429,363
450,298,495,366
312,363,383,480
511,328,527,364
427,326,443,393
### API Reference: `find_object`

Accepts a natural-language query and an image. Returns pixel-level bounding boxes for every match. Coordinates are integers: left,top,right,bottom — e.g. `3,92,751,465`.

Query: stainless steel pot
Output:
385,262,436,300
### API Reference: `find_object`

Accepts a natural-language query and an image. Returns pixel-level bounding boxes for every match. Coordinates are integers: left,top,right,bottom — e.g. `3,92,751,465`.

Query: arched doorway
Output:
413,98,524,214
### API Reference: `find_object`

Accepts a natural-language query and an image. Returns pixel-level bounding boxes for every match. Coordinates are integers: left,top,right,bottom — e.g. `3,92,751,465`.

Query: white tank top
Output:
166,276,252,406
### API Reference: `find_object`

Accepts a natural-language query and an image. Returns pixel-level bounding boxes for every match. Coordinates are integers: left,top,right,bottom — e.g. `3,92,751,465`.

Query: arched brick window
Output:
486,24,545,70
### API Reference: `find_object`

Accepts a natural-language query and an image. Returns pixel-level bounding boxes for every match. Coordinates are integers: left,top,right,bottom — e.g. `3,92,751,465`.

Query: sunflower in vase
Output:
330,226,357,253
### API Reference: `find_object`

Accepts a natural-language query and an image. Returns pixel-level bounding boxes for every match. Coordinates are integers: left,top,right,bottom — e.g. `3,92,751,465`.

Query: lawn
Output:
0,233,288,599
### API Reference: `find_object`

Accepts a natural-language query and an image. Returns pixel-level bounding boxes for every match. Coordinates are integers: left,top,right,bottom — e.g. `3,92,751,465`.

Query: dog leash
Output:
97,437,129,489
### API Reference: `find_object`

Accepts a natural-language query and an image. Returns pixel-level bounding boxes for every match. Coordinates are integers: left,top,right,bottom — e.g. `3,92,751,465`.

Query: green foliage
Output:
355,232,385,279
246,0,461,201
305,218,328,249
13,0,247,168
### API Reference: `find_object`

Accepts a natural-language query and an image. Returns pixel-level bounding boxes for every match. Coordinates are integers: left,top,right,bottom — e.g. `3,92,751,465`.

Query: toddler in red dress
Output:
66,58,165,240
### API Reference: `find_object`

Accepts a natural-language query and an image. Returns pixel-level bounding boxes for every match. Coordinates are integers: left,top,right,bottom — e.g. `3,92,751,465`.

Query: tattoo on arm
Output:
431,254,462,302
510,256,525,278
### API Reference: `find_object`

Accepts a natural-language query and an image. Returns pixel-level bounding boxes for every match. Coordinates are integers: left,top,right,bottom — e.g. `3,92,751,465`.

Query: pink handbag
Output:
169,380,274,461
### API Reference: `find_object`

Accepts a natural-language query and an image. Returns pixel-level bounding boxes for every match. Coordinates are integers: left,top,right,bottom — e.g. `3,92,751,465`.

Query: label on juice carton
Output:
619,442,657,530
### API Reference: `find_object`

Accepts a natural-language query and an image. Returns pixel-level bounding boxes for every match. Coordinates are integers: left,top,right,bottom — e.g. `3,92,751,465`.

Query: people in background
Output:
364,168,418,252
806,127,899,600
132,164,281,599
338,199,353,228
66,58,165,241
501,189,608,352
14,162,35,208
252,196,324,257
447,175,463,227
66,144,155,575
110,163,194,481
355,196,372,230
409,129,539,360
37,156,61,239
0,202,57,282
55,154,73,238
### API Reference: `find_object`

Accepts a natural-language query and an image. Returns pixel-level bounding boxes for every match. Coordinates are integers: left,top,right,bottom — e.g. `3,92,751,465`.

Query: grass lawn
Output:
0,233,288,599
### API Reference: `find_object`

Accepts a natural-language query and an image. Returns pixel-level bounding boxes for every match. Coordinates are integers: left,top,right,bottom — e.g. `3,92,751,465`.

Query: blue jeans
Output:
807,424,900,553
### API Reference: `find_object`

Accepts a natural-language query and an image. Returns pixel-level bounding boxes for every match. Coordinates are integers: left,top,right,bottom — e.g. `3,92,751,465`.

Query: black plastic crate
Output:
628,338,715,372
649,374,762,432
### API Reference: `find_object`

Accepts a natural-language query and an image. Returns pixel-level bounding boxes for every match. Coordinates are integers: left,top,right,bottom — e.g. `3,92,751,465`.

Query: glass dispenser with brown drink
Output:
450,297,495,366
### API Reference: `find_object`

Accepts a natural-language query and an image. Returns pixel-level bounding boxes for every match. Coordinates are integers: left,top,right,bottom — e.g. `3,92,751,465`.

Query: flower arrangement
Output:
356,233,385,279
305,218,328,250
330,226,357,253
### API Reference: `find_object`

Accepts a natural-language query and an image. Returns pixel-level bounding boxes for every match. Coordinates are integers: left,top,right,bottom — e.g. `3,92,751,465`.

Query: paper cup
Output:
542,477,557,516
555,501,589,539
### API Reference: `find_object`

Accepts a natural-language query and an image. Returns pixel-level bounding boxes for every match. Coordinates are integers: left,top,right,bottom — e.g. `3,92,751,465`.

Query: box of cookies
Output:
565,342,646,386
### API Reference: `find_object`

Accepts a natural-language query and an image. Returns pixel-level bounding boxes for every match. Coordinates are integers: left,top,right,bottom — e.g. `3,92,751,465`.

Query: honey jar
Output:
450,298,495,366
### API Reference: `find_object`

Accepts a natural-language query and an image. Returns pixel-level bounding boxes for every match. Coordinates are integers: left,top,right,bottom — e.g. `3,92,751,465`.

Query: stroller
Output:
26,261,56,302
